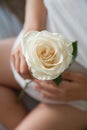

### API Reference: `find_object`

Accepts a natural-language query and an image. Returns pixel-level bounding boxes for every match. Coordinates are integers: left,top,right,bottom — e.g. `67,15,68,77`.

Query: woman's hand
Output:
10,0,47,79
34,71,87,102
11,44,32,79
10,0,47,80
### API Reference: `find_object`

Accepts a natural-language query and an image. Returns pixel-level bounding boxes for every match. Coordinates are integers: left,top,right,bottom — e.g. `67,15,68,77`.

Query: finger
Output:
58,81,73,94
11,51,20,73
34,79,57,87
34,80,61,94
10,53,15,67
34,85,41,92
59,80,76,92
62,71,85,82
58,81,78,101
59,80,71,88
35,80,74,102
40,90,59,100
20,53,31,79
40,89,66,101
45,80,56,85
14,52,20,72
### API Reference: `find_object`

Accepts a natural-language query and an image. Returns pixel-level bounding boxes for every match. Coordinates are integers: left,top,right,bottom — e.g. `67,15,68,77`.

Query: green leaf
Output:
72,41,78,63
53,75,62,85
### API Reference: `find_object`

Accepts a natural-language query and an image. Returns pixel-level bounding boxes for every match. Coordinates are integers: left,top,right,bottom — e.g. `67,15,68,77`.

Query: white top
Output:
11,0,87,110
44,0,87,69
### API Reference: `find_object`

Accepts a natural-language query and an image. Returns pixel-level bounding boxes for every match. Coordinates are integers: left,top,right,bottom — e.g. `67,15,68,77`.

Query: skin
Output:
0,39,27,130
15,71,87,130
0,0,47,129
11,0,47,79
34,71,87,101
15,103,87,130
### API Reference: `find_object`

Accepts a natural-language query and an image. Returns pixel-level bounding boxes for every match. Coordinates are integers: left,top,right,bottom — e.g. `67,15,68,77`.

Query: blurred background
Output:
0,0,25,39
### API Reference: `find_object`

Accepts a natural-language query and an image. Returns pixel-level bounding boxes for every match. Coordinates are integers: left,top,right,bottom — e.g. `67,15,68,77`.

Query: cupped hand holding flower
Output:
34,71,87,102
11,42,33,80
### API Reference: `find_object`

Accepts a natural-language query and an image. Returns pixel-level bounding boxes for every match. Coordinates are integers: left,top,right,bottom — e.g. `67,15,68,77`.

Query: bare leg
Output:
0,86,27,130
0,39,27,129
0,38,20,89
15,103,87,130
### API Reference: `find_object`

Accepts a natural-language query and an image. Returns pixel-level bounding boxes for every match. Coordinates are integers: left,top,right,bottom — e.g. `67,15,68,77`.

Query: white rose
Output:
21,30,73,80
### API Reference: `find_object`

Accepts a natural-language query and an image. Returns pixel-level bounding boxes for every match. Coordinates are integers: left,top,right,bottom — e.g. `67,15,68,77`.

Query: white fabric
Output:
11,34,87,111
11,0,87,110
44,0,87,69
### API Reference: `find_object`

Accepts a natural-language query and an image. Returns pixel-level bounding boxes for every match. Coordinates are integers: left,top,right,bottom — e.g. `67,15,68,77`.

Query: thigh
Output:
0,38,20,89
0,86,27,130
15,103,87,130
